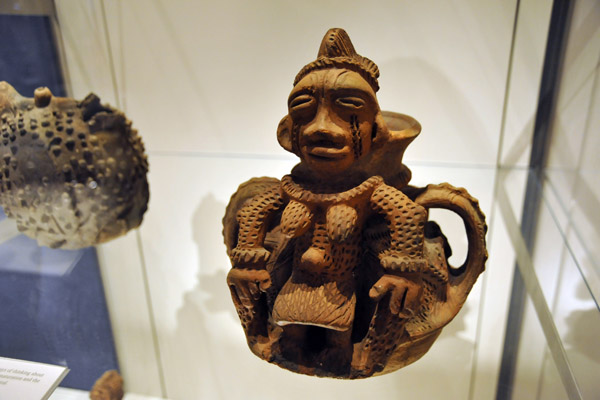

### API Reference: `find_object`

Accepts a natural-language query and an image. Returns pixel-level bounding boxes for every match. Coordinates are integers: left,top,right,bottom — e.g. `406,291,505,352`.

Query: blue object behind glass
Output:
0,15,120,390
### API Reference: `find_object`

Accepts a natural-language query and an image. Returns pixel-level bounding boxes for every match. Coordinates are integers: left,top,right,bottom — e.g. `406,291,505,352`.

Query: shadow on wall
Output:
438,301,469,341
564,279,600,364
538,278,600,399
159,193,239,398
190,193,237,321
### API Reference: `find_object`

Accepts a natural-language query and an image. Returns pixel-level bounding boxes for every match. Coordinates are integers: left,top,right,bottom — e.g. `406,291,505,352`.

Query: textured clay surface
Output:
223,28,487,378
0,82,149,249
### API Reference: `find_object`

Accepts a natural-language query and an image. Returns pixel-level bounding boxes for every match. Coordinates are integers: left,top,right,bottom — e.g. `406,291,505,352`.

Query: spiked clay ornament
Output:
223,29,487,378
0,82,149,249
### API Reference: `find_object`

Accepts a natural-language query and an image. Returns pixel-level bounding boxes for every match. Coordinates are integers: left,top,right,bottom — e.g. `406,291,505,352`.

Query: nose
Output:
302,105,346,146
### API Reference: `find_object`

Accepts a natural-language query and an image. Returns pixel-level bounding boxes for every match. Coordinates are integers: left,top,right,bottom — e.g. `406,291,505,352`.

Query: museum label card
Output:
0,357,69,400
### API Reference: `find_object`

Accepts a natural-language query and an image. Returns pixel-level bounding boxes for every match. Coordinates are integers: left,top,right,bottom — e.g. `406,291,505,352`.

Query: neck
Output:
291,163,369,189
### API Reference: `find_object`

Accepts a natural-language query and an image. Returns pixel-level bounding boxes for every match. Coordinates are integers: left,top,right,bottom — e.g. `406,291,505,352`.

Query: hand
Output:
369,275,422,318
227,268,272,308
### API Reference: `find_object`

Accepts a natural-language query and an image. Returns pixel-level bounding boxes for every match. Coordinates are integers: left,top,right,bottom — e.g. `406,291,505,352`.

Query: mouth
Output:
304,140,351,161
306,147,351,162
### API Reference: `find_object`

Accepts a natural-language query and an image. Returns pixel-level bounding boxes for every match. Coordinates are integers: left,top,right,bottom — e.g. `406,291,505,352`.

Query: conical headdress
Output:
294,28,380,92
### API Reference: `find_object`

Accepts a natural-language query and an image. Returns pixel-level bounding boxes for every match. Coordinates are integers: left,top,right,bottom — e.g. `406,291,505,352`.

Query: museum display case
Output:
0,0,597,399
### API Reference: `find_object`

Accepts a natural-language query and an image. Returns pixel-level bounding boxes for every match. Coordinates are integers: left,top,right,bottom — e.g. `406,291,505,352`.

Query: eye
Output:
289,94,315,110
335,97,365,109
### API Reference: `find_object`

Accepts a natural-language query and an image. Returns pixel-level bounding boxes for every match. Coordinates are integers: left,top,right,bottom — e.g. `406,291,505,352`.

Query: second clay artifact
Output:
0,82,149,249
223,28,487,378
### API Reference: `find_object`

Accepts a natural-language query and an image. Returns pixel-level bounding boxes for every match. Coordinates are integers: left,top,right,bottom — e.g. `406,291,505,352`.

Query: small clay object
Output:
223,28,487,378
89,370,124,400
0,82,149,249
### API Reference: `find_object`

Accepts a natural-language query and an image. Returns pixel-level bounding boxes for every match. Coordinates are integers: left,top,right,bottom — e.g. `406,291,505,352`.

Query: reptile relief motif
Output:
223,28,487,378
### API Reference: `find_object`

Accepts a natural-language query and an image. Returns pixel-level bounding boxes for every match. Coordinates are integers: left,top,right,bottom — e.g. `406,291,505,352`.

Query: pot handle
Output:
413,183,487,300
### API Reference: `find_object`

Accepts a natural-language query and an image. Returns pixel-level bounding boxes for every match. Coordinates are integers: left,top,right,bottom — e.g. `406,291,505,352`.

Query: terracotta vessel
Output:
90,370,124,400
223,28,487,378
0,82,149,249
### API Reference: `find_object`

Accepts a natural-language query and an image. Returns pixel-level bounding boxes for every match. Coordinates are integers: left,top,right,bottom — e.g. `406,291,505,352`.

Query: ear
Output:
371,111,390,146
277,115,294,153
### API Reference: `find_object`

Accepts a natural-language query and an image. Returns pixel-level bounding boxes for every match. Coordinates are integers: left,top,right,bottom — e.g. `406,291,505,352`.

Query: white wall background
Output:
57,0,519,165
49,0,559,398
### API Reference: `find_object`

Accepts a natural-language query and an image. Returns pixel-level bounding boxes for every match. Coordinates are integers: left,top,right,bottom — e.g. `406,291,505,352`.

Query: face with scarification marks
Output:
287,69,379,177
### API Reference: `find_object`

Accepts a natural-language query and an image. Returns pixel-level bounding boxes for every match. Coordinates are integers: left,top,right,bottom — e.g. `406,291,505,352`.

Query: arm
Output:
229,182,285,267
368,183,427,316
369,183,427,272
227,182,285,309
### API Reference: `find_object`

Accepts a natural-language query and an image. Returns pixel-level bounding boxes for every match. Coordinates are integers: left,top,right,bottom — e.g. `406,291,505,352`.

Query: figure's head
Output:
277,28,389,178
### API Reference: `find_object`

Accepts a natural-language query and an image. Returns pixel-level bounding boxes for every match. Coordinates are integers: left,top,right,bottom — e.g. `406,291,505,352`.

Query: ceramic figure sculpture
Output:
0,82,148,249
90,370,124,400
223,28,487,378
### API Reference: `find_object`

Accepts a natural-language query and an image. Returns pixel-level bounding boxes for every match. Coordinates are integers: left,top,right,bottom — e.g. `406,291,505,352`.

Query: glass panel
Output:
0,5,119,391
